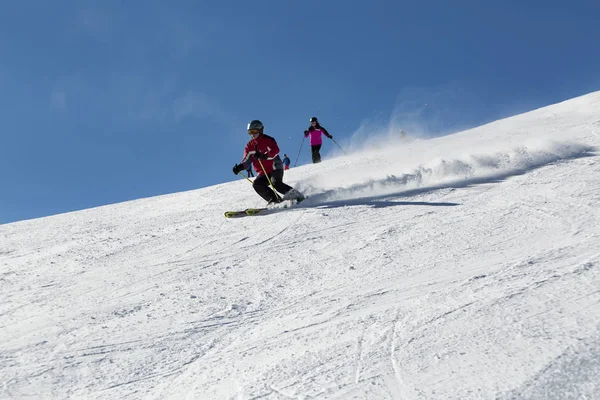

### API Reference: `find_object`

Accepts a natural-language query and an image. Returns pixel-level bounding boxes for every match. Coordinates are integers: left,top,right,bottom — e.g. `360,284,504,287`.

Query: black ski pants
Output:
253,169,292,202
311,144,322,164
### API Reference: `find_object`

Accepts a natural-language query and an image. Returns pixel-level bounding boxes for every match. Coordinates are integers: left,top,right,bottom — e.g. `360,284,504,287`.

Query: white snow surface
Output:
2,92,600,400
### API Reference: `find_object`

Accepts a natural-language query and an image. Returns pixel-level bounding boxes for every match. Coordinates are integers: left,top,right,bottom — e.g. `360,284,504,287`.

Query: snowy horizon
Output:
2,91,600,399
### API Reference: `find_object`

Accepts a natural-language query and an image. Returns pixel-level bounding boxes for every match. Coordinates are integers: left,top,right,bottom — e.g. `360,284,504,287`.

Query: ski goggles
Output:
248,129,261,135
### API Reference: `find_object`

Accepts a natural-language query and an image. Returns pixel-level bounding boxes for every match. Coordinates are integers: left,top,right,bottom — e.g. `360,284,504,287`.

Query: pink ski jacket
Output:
304,125,332,146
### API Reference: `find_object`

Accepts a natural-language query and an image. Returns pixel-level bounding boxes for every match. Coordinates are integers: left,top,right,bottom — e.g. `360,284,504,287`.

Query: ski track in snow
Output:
2,92,600,399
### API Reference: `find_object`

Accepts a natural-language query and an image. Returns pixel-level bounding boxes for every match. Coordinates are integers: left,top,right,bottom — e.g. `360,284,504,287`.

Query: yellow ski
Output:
224,208,267,218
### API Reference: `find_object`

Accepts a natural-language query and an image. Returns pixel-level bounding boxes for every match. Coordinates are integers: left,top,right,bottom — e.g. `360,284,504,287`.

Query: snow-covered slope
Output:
2,92,600,399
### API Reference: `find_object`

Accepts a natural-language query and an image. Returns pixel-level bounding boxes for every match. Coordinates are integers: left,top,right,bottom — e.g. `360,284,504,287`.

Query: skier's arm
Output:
321,126,333,139
239,146,253,169
233,155,252,175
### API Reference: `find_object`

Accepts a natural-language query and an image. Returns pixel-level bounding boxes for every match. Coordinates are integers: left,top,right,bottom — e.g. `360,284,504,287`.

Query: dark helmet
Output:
309,117,318,123
247,120,264,131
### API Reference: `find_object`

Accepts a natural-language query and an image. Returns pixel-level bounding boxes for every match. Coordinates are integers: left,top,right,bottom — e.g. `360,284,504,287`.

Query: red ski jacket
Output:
240,133,283,176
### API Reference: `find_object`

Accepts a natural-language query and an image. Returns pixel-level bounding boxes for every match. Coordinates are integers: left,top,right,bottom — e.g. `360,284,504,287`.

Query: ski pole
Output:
331,137,347,155
294,136,305,167
236,171,254,184
257,159,282,201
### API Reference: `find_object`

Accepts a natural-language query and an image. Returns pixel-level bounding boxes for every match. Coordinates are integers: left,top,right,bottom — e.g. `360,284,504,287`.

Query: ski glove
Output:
327,134,333,139
232,164,244,175
254,151,268,160
304,130,309,135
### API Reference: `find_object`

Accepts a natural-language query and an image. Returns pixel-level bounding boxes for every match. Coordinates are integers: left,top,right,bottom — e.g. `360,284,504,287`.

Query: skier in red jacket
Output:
233,120,304,204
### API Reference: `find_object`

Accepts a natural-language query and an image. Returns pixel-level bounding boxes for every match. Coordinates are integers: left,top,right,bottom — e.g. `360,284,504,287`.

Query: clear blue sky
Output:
2,1,599,224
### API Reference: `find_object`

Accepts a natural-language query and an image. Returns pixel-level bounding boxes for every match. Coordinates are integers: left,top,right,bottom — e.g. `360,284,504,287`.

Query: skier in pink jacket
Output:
304,117,333,164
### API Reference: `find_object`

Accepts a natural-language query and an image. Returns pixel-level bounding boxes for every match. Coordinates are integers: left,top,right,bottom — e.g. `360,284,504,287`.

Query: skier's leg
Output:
252,175,279,202
270,169,305,201
312,145,322,163
269,169,293,194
